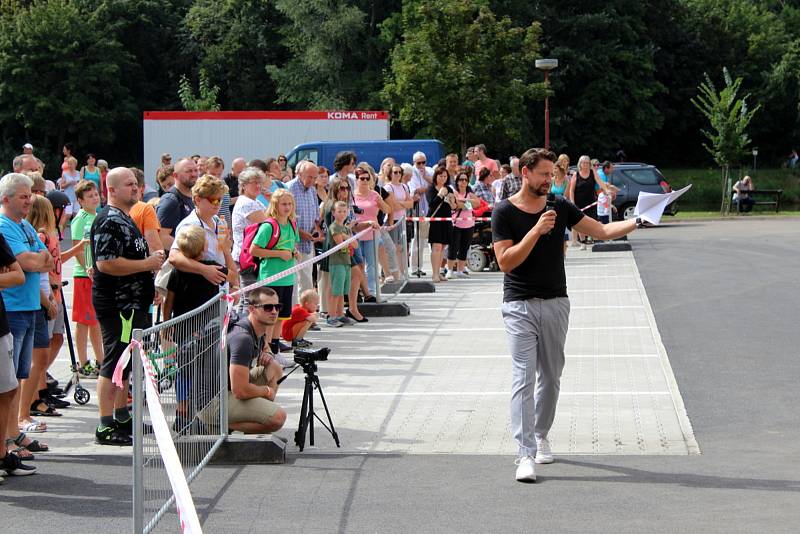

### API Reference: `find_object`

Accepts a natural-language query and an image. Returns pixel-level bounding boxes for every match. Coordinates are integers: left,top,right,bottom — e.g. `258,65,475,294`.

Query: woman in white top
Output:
384,164,414,278
58,156,80,214
231,167,268,289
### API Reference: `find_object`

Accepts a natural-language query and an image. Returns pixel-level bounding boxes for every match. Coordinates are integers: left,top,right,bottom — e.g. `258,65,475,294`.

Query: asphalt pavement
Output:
3,218,799,533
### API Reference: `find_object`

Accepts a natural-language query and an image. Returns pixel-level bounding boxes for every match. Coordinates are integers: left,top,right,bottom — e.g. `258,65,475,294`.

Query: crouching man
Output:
204,286,287,434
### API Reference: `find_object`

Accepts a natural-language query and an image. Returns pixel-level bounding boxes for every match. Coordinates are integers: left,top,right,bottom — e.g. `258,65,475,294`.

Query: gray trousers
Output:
501,297,570,457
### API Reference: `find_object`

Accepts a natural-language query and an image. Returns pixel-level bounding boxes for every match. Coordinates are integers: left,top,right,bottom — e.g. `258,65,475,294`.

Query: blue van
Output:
285,139,445,173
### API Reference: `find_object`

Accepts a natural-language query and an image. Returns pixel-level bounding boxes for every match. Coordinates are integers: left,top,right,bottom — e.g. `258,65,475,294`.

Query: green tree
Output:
0,0,136,170
183,0,286,110
383,0,546,155
178,69,221,111
267,0,401,109
691,68,760,214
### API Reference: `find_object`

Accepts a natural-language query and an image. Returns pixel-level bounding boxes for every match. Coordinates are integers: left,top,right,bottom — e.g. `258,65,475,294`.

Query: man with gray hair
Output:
409,151,433,276
12,155,38,175
0,173,54,463
288,160,323,293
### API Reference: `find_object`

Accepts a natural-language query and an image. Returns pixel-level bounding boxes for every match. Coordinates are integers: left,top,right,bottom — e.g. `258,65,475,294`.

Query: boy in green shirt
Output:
70,180,103,376
327,201,356,326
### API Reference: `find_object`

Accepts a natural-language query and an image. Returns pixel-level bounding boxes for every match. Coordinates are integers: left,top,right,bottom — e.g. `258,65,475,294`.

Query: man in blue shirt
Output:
0,173,53,459
287,161,322,294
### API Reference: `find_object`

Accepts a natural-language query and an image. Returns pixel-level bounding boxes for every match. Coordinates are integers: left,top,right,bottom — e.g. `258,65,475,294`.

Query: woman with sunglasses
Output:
253,157,287,207
569,155,609,249
447,171,480,279
353,166,391,297
169,174,239,293
385,164,414,277
358,162,400,284
427,166,457,282
278,154,293,182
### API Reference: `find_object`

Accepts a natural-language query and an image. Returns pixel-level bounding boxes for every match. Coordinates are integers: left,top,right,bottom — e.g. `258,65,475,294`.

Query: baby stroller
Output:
466,218,498,272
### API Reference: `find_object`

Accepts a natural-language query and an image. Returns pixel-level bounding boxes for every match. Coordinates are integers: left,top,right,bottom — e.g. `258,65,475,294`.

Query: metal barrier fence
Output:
132,293,228,533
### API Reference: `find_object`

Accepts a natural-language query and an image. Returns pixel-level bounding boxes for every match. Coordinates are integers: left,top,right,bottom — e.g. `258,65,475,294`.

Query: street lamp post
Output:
752,148,758,177
535,58,558,150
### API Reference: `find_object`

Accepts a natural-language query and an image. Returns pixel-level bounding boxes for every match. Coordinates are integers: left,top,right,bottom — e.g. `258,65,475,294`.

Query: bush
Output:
660,167,800,208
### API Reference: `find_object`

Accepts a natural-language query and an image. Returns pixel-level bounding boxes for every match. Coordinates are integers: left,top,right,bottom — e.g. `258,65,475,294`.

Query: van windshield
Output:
290,149,318,168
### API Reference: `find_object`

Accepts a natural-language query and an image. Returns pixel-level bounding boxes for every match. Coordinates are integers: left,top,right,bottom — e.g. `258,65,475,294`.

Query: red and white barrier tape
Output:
580,201,598,212
113,340,202,534
408,216,492,222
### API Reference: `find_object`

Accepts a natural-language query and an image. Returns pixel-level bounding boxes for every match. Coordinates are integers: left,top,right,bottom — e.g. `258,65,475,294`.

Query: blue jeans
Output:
359,238,379,296
7,310,36,379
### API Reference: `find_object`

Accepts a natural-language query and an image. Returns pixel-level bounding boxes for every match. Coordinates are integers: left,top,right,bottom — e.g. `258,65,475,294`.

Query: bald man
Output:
224,157,247,206
91,167,165,445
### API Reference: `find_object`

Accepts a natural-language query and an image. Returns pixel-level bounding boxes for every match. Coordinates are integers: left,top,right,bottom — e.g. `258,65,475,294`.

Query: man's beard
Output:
526,183,549,197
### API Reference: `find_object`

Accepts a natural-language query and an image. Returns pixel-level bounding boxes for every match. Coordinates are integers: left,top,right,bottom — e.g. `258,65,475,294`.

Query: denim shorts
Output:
7,310,36,379
34,308,51,348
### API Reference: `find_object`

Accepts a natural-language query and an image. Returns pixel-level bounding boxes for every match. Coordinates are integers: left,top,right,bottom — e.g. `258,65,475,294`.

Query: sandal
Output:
30,401,61,417
5,438,34,461
14,432,48,452
18,420,46,433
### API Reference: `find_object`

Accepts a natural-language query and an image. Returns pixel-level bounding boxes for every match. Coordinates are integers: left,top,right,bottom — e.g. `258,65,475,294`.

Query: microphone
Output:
545,193,556,235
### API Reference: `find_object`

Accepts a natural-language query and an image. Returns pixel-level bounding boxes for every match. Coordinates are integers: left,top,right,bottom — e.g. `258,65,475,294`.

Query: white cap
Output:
23,143,33,149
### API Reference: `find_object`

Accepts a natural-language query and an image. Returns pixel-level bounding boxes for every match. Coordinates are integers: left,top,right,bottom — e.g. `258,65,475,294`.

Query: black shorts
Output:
270,285,293,320
98,309,152,380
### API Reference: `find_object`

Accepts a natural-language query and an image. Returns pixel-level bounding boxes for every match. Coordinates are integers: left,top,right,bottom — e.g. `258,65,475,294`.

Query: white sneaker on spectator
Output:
535,437,554,464
514,455,536,482
461,270,470,277
445,270,454,280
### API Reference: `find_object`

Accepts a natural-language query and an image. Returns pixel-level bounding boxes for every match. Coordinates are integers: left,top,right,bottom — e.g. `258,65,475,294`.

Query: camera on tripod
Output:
293,347,329,366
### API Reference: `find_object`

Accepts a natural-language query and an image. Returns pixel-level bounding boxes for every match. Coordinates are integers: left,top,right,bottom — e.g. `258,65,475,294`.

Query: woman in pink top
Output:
447,170,480,278
353,167,390,297
384,164,414,277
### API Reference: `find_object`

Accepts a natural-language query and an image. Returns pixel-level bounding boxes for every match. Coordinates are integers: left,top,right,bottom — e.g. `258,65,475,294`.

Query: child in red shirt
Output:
281,289,319,348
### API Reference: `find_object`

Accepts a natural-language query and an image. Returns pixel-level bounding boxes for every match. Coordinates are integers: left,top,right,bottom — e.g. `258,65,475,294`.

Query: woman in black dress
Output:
569,155,609,248
426,166,457,282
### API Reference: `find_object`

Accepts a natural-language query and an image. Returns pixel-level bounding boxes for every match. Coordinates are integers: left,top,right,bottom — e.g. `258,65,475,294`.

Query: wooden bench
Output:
734,189,783,213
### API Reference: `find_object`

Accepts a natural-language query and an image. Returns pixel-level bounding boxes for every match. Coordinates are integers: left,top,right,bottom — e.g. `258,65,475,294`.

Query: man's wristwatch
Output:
635,217,645,228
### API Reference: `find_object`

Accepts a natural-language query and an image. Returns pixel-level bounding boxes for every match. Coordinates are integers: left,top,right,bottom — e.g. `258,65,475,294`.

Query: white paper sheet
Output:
633,184,692,225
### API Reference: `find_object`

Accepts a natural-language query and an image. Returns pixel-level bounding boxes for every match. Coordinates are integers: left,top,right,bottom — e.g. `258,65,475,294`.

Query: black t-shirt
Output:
0,235,16,336
223,172,239,199
226,316,265,391
167,261,226,318
156,187,194,235
91,205,154,313
491,196,584,302
375,185,391,225
426,185,454,218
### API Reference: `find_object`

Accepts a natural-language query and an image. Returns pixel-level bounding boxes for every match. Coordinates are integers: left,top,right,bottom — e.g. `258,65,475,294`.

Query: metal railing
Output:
132,293,228,533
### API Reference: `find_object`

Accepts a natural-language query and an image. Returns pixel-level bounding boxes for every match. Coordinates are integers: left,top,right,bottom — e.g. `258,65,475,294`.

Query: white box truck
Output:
142,110,389,185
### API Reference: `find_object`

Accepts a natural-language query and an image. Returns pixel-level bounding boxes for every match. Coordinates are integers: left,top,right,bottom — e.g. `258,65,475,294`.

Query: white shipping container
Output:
143,110,389,187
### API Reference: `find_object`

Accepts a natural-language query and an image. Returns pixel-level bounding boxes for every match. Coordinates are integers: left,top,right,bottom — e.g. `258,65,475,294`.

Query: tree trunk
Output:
720,164,729,215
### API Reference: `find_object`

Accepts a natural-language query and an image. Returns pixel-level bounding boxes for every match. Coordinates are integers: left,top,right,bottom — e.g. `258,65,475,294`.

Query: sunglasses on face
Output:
456,178,468,183
254,303,282,312
392,170,402,174
204,197,222,206
415,161,426,165
356,176,370,181
339,186,351,191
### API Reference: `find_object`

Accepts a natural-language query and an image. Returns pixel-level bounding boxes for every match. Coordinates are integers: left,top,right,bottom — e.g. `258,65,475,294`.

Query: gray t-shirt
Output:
225,316,264,391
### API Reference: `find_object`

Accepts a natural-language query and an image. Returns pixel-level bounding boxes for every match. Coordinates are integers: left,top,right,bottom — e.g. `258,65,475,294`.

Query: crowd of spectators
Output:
0,141,619,479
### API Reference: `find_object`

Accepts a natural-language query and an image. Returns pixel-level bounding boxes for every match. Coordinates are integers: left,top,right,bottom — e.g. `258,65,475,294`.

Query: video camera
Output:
293,347,329,366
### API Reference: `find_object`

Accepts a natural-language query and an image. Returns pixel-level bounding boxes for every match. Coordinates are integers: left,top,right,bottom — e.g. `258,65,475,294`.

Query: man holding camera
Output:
223,286,287,434
492,148,642,482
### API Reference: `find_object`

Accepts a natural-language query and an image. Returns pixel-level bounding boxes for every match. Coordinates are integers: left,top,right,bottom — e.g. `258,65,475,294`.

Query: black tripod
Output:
279,361,340,452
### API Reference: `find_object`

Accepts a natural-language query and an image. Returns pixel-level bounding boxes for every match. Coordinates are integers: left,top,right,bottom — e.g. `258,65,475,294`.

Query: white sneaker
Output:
514,455,537,482
445,269,453,280
535,437,554,464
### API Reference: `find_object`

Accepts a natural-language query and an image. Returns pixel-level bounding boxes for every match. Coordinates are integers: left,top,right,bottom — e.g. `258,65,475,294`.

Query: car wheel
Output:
467,246,488,272
622,204,637,220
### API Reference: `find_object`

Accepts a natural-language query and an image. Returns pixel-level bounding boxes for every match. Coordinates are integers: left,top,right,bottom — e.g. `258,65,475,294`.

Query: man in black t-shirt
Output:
91,167,165,446
156,157,197,238
492,148,641,482
199,286,286,434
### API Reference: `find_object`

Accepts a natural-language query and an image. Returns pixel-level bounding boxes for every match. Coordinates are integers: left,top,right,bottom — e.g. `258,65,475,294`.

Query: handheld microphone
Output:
545,193,556,235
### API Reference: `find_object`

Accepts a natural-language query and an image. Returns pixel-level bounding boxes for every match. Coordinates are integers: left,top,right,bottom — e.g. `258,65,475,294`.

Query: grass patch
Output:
671,210,800,220
660,167,800,208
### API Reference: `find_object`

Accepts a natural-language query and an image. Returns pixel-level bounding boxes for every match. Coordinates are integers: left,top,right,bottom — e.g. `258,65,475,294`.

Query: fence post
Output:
219,295,229,436
132,328,145,534
373,231,382,302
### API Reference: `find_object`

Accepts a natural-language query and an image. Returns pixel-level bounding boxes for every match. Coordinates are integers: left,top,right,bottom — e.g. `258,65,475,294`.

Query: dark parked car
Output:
607,163,677,220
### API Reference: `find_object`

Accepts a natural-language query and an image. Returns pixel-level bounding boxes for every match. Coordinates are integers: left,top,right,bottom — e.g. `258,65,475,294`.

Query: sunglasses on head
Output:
254,303,282,312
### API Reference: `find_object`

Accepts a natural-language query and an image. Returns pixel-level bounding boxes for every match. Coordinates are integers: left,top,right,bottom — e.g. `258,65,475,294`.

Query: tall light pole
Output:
535,58,558,150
